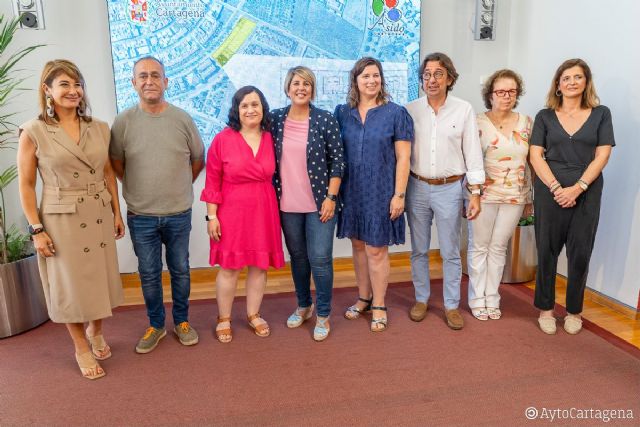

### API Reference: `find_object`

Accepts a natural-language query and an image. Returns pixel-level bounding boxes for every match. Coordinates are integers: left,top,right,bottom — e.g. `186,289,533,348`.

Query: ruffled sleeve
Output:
200,133,224,204
393,105,415,143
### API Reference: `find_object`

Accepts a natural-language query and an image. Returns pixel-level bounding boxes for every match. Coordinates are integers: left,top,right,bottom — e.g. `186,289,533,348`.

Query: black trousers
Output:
533,168,603,314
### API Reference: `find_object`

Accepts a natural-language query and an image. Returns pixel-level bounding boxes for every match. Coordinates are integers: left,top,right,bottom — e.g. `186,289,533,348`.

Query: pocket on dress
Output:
42,203,77,214
101,191,112,207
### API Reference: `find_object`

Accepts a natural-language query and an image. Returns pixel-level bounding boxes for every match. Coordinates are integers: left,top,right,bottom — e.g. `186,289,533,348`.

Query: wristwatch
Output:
326,193,337,202
205,215,217,221
470,188,481,196
27,223,44,235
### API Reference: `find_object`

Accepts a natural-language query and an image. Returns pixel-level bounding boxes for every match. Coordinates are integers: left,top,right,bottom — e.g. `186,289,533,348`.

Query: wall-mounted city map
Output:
107,0,421,145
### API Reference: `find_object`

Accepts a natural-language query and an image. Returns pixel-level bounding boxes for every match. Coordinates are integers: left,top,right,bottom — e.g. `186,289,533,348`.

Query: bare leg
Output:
365,244,390,329
85,319,102,337
350,238,373,311
246,267,268,329
216,268,240,340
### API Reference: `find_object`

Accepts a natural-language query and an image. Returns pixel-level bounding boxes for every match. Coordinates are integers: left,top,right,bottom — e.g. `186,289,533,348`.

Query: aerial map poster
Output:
107,0,421,145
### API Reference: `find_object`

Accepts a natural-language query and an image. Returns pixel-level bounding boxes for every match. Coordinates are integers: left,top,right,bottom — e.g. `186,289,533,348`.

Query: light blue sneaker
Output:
313,316,330,342
286,304,314,328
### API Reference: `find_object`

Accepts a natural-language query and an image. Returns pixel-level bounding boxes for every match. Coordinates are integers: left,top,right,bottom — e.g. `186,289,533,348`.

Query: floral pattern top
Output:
477,112,533,204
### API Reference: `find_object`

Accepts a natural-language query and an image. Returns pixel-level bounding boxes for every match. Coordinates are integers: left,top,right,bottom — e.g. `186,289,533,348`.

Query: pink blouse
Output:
279,118,317,213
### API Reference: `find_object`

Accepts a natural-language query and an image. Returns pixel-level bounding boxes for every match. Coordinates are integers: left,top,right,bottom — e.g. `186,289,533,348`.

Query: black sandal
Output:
344,297,372,320
370,306,388,332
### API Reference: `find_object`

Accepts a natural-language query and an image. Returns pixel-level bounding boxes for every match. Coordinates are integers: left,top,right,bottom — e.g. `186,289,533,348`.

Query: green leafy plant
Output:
518,215,534,226
0,14,44,264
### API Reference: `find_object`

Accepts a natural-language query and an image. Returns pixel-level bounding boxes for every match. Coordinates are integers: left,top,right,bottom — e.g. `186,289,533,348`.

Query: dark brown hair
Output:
347,57,390,107
419,52,459,92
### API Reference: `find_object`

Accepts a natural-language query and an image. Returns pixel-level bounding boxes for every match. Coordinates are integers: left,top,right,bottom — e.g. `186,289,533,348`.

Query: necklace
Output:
488,111,515,129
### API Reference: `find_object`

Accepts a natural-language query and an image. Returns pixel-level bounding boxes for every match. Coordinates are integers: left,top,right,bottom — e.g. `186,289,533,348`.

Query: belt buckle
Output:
87,182,97,195
441,177,448,184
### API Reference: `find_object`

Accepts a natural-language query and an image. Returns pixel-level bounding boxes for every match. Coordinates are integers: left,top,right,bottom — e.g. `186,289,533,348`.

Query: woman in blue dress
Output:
334,57,413,332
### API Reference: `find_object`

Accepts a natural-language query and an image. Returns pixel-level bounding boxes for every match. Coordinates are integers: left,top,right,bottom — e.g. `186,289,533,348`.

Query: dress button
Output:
80,223,87,228
97,219,103,224
77,197,84,203
94,194,100,199
90,169,96,174
73,172,79,178
100,242,106,248
84,247,90,253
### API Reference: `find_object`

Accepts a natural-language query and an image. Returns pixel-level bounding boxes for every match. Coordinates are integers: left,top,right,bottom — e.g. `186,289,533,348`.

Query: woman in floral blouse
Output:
467,69,533,321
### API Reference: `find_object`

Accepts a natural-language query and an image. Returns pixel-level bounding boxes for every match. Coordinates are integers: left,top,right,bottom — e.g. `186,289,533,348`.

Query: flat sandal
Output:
216,316,232,343
370,306,388,332
247,313,270,337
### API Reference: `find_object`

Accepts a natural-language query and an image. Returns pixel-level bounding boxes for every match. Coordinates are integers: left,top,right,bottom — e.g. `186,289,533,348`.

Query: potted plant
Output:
0,14,47,338
501,214,537,283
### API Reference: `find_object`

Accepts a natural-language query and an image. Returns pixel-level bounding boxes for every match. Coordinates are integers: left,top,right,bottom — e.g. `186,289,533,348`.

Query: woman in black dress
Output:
529,58,615,335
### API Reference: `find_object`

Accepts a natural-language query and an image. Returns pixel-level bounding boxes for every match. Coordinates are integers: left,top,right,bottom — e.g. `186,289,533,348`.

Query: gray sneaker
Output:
135,327,167,354
174,322,199,346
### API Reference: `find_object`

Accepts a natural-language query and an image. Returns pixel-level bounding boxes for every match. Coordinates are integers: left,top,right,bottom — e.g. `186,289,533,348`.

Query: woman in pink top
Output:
270,66,345,341
467,69,533,321
201,86,285,343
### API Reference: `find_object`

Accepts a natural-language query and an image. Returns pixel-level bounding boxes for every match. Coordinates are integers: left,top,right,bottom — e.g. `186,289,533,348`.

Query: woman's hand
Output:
389,195,405,220
466,196,481,220
114,214,125,239
33,232,55,257
523,203,534,218
319,198,336,223
553,185,581,208
207,218,221,242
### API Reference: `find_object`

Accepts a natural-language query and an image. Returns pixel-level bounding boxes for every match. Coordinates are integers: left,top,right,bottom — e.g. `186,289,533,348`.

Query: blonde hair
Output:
545,58,599,110
284,66,316,101
347,57,389,108
39,59,91,124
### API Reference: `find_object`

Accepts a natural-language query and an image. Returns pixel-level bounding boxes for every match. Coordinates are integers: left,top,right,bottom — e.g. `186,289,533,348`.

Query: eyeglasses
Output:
422,71,445,81
492,89,518,98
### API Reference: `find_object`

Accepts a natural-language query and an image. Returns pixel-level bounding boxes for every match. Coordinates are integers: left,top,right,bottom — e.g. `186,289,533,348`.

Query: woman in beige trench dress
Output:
17,60,124,380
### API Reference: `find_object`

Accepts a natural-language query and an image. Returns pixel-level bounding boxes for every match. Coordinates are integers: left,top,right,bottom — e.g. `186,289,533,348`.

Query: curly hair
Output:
481,69,525,110
227,86,271,131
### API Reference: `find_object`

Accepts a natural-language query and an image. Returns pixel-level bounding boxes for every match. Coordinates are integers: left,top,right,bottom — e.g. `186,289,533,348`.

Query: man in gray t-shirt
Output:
110,56,204,354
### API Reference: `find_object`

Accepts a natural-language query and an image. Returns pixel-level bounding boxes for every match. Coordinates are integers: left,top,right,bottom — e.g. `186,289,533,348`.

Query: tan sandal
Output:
247,313,270,337
216,316,232,343
86,328,112,361
75,351,106,380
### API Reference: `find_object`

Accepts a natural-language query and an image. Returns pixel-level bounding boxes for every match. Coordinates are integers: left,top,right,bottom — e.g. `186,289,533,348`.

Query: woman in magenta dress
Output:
201,86,285,343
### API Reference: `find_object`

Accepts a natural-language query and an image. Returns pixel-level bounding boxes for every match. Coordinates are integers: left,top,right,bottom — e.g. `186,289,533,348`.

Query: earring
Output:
555,89,562,97
77,105,85,117
46,95,55,118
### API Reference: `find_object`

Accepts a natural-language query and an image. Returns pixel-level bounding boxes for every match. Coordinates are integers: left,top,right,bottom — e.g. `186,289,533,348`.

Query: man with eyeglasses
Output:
110,56,204,352
405,52,485,330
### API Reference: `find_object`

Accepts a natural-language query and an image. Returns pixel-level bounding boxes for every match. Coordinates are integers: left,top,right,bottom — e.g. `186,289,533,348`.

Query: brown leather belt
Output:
410,171,464,185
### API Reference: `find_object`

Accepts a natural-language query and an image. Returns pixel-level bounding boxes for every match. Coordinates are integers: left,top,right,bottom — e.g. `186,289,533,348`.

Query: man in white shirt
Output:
405,52,485,330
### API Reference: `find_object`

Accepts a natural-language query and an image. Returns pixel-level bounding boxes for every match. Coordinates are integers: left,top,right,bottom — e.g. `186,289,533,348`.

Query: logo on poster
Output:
128,0,148,25
369,0,405,36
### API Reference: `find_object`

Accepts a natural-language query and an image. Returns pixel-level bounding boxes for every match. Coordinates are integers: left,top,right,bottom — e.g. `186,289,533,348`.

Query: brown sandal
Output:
247,313,270,337
85,328,112,360
216,316,232,343
75,351,106,380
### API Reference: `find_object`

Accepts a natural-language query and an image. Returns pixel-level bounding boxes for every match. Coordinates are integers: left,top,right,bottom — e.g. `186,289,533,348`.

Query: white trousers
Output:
467,202,524,309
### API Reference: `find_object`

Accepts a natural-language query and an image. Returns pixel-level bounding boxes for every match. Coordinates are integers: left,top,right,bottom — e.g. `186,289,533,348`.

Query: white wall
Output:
2,0,638,308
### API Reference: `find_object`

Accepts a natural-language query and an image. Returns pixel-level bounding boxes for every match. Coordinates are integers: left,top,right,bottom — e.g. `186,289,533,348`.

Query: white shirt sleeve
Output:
461,104,485,185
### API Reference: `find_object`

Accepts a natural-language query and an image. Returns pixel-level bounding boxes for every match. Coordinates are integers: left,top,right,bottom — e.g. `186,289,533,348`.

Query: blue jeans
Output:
406,176,463,310
280,212,336,317
127,209,192,328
